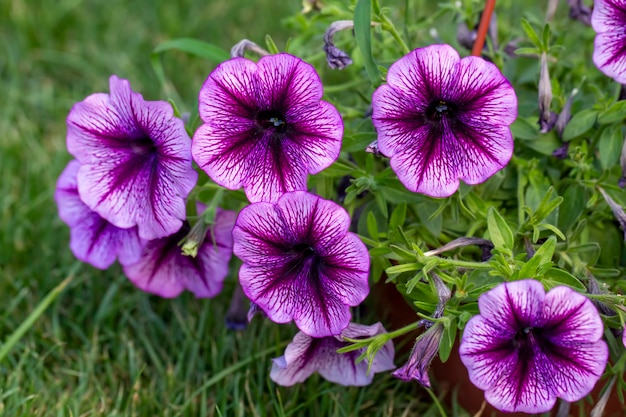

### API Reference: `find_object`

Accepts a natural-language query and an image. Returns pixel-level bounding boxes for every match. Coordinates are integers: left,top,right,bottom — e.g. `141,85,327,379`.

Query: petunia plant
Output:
56,0,626,414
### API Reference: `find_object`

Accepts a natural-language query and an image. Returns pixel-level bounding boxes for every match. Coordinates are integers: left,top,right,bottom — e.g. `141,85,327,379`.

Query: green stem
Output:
424,256,493,270
324,78,370,93
385,320,422,339
372,0,410,54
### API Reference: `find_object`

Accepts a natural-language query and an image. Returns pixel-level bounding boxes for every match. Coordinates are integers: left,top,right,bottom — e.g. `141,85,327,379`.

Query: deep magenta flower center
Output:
130,136,158,157
425,99,459,122
256,109,288,133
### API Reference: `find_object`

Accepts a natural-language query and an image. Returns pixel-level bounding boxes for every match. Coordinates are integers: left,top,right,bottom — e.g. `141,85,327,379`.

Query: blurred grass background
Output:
0,0,432,415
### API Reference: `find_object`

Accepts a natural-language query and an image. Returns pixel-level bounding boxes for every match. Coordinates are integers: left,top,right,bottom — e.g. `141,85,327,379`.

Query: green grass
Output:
0,1,431,415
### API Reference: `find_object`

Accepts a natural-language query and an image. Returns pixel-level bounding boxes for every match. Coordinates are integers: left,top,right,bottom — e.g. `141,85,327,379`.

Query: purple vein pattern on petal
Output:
270,322,395,386
592,0,626,83
55,160,144,269
66,75,197,240
122,208,236,298
371,44,517,198
459,280,608,414
233,191,370,337
192,53,342,203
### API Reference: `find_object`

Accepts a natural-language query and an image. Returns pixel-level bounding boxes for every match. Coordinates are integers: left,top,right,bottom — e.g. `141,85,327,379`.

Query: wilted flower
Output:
592,0,626,83
459,280,608,413
371,44,517,198
123,208,236,298
55,160,144,270
392,322,444,387
323,20,354,70
568,0,592,25
233,191,370,337
270,322,395,386
66,75,197,240
192,53,343,203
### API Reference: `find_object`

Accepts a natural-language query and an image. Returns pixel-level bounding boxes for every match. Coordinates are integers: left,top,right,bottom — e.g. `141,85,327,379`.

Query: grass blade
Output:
354,0,381,86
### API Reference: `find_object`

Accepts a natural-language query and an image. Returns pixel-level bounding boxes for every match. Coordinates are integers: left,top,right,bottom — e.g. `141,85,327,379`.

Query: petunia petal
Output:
257,53,324,110
123,211,235,298
591,0,626,33
234,192,370,337
270,331,321,386
55,160,144,269
285,101,343,174
385,44,460,103
67,75,197,240
271,323,394,387
541,286,605,343
198,57,260,123
593,31,626,84
452,56,518,126
478,279,545,332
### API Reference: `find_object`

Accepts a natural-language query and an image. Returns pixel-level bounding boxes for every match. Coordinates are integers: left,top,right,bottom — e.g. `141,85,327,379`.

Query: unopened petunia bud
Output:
392,323,444,387
538,52,557,133
598,187,626,239
323,20,354,70
555,89,578,139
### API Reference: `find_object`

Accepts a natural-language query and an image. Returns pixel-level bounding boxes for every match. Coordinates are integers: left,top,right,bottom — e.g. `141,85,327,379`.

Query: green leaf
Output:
265,34,280,54
558,185,586,232
521,19,542,50
511,117,539,140
354,0,381,85
317,159,357,177
487,207,514,251
598,125,623,170
153,38,230,62
386,263,421,275
598,100,626,124
366,211,379,241
375,192,388,219
389,202,407,231
439,319,457,363
518,237,556,279
542,268,586,291
562,109,598,141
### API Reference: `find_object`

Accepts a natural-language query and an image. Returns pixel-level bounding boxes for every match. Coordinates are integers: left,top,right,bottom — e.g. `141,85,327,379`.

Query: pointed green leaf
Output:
354,0,381,85
487,207,514,251
562,109,598,141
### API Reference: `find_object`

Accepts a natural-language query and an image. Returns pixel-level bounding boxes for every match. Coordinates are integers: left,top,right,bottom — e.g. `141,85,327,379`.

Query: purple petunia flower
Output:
66,75,198,240
122,208,237,298
192,53,343,203
592,0,626,84
270,322,395,386
459,279,608,414
371,44,517,198
55,160,144,269
232,191,370,337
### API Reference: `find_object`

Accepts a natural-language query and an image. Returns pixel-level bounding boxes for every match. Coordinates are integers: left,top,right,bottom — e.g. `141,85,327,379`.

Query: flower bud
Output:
392,323,444,387
598,187,626,239
539,52,557,133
